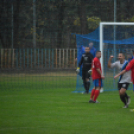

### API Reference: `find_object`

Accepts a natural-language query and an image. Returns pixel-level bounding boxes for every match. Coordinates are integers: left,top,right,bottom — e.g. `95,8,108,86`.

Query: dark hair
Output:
119,52,125,56
95,51,101,55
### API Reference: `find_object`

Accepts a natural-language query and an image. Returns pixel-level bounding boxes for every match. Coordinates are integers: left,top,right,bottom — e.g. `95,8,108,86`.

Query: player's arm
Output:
108,55,114,68
114,70,126,79
88,54,94,74
114,61,133,79
96,68,104,79
78,55,83,68
76,55,83,73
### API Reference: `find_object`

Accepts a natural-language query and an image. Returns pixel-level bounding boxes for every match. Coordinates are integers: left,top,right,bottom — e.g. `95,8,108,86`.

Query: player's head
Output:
85,47,90,53
96,51,101,58
118,52,125,62
89,42,93,48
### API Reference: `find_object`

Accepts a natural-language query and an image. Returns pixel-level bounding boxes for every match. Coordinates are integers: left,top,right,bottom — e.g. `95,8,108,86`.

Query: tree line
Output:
0,0,134,49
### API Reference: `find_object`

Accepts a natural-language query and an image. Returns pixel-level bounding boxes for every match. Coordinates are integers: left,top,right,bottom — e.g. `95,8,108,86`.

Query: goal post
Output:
100,22,134,75
99,22,134,91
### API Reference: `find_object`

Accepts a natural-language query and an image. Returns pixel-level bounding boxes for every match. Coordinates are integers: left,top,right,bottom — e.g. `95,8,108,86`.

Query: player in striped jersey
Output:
108,53,131,108
114,53,134,91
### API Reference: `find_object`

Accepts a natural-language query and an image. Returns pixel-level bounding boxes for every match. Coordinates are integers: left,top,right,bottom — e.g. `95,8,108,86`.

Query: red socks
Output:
90,89,100,102
90,89,95,99
93,90,100,101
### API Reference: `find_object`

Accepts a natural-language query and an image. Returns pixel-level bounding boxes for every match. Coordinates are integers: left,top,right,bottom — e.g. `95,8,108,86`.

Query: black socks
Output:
124,93,128,99
83,81,90,93
120,95,127,105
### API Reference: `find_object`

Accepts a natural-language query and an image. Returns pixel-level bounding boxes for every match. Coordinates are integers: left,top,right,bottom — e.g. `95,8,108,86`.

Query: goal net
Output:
74,22,134,93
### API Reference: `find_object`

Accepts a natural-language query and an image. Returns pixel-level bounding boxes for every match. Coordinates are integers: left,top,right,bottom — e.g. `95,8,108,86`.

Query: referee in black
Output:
76,47,94,93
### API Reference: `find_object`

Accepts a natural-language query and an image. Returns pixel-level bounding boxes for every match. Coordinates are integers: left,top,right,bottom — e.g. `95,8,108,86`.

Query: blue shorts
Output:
93,79,103,87
133,84,134,91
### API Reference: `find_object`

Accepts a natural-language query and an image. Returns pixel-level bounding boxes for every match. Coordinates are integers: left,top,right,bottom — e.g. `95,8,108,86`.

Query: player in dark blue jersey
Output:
88,42,96,58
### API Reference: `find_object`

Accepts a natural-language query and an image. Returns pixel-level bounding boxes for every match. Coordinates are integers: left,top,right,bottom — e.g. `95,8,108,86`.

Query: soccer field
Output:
0,75,134,134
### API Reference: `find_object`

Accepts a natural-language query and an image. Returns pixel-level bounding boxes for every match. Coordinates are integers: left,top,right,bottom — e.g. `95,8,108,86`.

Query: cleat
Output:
123,104,128,108
89,99,94,103
95,100,100,103
127,96,131,105
82,91,88,94
89,100,100,103
92,100,100,103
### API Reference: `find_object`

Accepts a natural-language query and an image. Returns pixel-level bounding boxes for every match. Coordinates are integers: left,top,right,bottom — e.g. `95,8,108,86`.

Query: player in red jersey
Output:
89,51,105,103
114,54,134,91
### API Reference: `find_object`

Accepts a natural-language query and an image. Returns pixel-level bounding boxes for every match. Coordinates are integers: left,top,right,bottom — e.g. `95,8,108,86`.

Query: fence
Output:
0,49,77,69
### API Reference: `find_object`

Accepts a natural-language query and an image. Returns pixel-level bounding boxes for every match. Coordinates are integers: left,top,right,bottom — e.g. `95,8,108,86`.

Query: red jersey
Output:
125,59,134,84
92,57,102,80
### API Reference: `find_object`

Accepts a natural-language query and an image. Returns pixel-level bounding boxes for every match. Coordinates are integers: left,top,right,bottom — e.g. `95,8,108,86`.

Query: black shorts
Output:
118,83,130,90
82,70,90,80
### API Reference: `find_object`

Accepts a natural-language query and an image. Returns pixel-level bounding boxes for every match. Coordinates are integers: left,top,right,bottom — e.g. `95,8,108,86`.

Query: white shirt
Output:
111,60,131,83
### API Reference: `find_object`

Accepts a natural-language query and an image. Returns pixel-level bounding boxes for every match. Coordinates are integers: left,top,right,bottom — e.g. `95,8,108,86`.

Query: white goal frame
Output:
100,22,134,73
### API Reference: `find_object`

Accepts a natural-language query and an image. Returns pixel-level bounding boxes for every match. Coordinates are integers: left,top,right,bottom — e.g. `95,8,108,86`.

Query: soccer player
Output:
78,42,99,91
108,53,131,108
76,47,93,93
114,53,134,91
89,51,104,103
88,42,103,93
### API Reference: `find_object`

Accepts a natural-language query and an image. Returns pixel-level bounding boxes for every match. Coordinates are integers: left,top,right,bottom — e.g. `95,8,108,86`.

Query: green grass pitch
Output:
0,75,134,134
